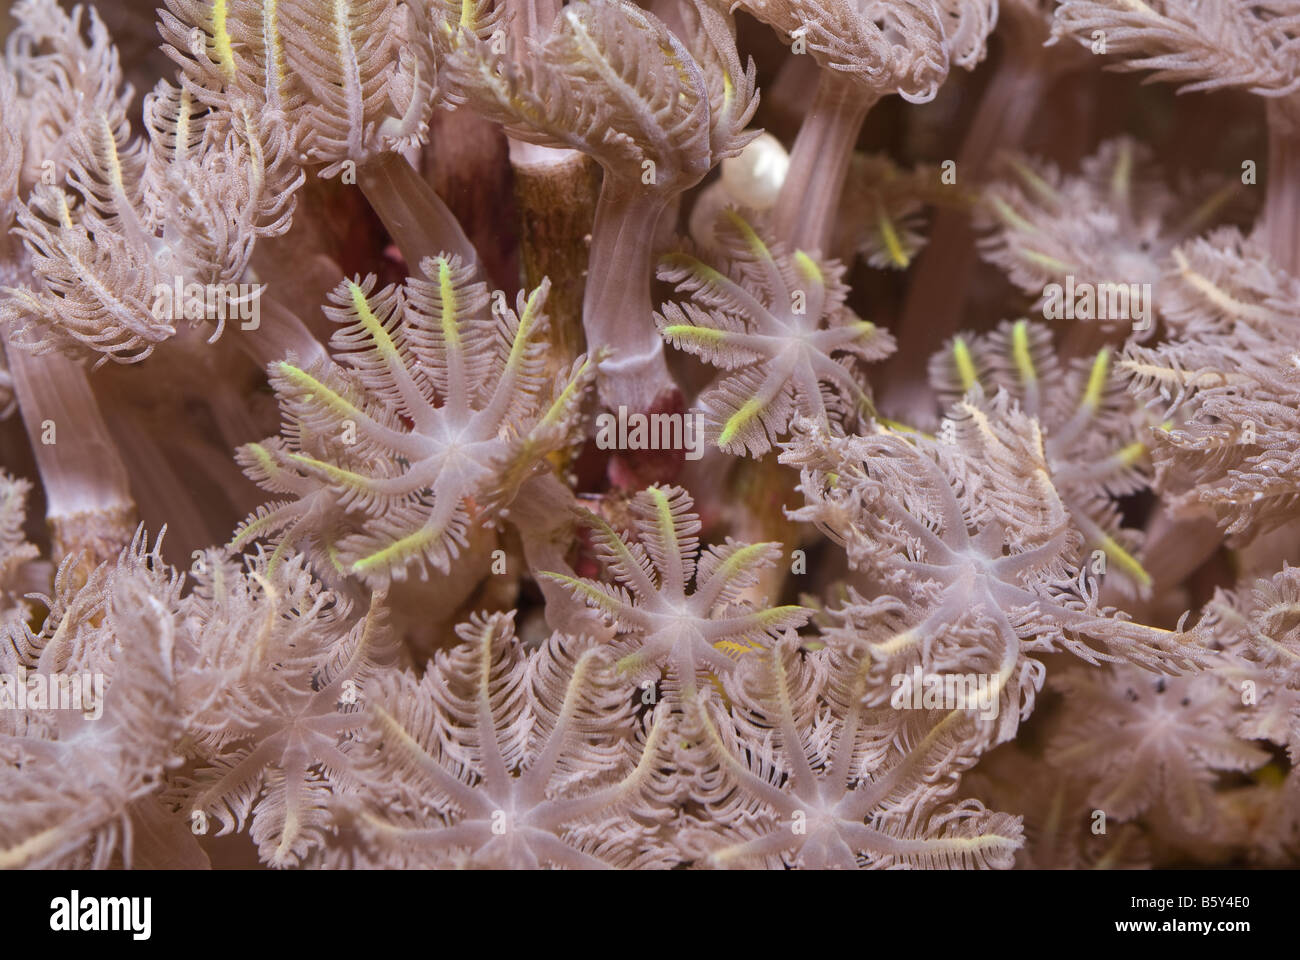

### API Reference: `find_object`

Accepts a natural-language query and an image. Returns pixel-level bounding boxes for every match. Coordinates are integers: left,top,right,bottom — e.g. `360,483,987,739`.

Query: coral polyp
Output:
0,0,1297,873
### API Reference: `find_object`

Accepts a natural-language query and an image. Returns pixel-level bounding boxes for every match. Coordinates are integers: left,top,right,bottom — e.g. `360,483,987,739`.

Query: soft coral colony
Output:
0,0,1297,872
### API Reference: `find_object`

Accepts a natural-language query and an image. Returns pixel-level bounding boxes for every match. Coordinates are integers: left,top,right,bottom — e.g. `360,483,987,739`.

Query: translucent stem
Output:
1260,100,1300,277
1139,507,1222,602
238,295,329,369
771,72,875,255
357,152,478,275
103,414,222,562
2,333,136,565
507,0,561,41
882,52,1049,412
230,239,331,367
583,186,676,411
512,474,609,637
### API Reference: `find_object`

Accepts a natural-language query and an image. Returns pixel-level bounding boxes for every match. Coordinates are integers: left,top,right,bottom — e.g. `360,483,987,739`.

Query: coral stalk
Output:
1261,100,1300,277
502,0,593,362
2,332,135,566
771,73,876,255
584,187,677,410
507,143,598,366
357,152,480,274
884,53,1054,410
234,294,330,371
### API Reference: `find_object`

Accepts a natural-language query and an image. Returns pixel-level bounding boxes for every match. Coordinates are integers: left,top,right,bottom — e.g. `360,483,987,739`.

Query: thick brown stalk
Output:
509,140,600,366
503,0,593,367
